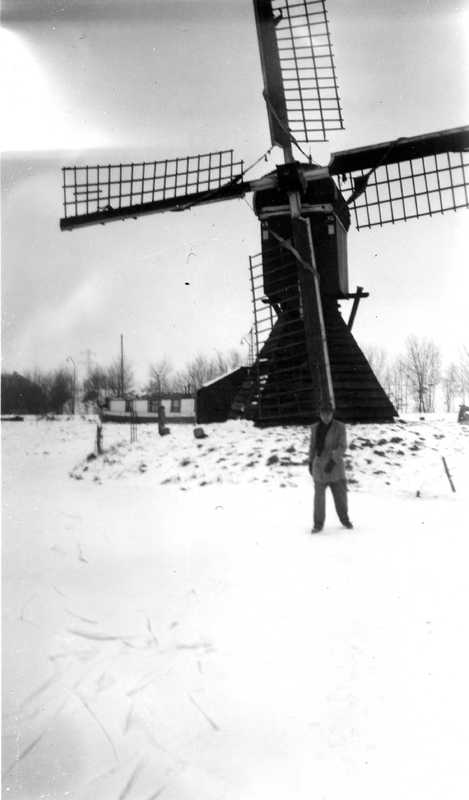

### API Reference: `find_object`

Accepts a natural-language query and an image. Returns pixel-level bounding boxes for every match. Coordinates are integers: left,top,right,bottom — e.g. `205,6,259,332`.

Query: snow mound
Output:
69,416,469,498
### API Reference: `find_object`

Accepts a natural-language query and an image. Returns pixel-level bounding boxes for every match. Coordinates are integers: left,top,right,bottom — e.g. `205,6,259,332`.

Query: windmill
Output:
60,0,469,425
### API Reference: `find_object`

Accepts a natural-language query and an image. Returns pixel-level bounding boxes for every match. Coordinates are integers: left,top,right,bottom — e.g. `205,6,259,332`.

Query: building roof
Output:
199,366,247,389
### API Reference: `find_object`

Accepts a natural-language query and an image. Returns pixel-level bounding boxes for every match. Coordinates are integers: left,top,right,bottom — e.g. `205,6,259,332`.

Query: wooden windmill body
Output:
251,169,396,424
60,0,469,425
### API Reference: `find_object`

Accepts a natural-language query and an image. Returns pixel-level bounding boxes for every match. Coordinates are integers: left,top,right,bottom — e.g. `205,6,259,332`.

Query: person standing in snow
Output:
308,400,353,533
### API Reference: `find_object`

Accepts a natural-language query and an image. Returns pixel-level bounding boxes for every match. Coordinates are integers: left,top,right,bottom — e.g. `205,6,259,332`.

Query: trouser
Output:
313,479,349,528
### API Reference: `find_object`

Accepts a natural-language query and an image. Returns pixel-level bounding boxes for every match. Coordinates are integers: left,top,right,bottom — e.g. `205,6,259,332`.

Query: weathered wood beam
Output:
347,286,367,330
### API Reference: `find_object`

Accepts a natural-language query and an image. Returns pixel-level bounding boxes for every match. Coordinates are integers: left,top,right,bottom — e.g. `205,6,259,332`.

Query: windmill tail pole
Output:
441,456,456,492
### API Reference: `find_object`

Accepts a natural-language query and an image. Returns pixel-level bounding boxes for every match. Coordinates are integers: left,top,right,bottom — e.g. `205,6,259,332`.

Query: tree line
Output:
2,337,468,416
363,336,469,414
1,349,244,415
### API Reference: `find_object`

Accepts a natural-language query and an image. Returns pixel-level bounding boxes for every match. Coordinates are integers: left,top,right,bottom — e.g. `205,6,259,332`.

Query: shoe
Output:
343,521,353,529
311,526,323,533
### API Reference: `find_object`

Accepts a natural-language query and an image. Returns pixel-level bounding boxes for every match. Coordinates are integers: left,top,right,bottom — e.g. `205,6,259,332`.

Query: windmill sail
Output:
254,0,344,148
329,125,469,229
60,150,246,230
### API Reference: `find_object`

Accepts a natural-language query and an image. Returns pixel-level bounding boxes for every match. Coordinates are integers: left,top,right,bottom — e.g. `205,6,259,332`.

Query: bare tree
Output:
214,348,244,374
403,336,441,413
362,344,388,387
82,365,109,402
171,349,245,393
24,367,74,412
49,368,73,413
172,354,218,392
379,356,410,413
459,347,469,404
442,363,460,412
146,358,173,395
361,346,413,412
25,367,55,401
105,358,134,396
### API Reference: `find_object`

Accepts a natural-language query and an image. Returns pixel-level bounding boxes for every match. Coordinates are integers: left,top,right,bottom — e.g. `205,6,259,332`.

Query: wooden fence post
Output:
96,422,103,455
441,456,456,492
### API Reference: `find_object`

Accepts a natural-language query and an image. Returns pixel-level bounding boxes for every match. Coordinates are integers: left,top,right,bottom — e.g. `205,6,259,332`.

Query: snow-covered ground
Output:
2,415,469,799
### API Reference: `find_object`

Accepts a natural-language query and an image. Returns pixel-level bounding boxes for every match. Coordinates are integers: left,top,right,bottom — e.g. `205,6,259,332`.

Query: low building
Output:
101,393,195,423
196,367,250,423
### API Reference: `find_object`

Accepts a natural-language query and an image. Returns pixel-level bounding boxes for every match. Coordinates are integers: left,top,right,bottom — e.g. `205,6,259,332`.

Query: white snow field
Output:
2,415,469,800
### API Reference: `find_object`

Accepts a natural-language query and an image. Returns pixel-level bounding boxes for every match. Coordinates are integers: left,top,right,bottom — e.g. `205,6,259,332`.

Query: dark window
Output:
170,397,181,413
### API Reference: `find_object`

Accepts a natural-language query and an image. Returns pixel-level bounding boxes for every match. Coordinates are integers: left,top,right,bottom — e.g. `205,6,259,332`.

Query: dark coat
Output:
308,418,347,483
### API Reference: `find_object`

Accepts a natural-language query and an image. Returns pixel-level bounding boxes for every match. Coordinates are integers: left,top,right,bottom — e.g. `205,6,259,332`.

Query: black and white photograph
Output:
2,0,469,797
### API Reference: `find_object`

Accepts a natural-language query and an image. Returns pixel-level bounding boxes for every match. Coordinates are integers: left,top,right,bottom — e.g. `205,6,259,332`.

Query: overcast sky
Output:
2,0,468,387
